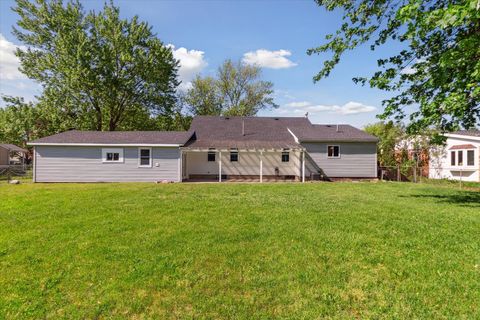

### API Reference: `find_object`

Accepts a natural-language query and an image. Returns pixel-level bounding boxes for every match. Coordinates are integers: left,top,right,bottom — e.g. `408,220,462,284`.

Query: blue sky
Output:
0,0,401,128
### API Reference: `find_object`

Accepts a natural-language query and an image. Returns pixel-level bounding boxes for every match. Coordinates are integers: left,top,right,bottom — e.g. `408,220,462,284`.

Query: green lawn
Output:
1,182,479,319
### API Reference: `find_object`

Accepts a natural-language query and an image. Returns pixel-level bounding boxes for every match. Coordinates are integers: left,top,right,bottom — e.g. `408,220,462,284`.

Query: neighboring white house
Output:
28,116,378,183
429,130,480,182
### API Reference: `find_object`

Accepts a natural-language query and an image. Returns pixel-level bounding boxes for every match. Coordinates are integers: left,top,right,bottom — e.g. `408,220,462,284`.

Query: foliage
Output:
12,0,179,131
185,59,278,116
309,0,480,133
0,96,46,148
1,182,479,318
364,121,404,166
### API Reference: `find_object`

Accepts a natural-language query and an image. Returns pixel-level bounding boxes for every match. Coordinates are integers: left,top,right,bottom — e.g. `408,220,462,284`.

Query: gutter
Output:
27,143,184,147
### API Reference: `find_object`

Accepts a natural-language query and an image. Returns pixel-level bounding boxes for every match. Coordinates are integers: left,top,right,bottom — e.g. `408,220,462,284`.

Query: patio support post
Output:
219,151,222,182
260,150,263,183
302,150,305,183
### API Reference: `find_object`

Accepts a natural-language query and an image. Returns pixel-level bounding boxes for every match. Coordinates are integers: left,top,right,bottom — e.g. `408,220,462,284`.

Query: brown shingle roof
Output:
184,116,306,149
28,117,378,147
28,130,193,145
289,124,379,142
0,143,27,152
451,129,480,137
449,144,476,150
184,116,377,149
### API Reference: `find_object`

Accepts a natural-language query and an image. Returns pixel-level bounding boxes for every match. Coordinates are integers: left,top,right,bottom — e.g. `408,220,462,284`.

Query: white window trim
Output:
466,149,475,166
450,150,456,166
457,150,464,166
327,145,341,159
102,148,124,163
138,147,152,168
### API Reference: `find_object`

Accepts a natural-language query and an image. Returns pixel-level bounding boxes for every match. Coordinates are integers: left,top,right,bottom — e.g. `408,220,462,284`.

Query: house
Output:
27,116,378,183
429,130,480,182
0,143,28,168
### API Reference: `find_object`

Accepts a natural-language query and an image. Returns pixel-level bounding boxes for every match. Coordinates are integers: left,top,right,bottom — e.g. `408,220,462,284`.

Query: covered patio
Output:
180,146,308,183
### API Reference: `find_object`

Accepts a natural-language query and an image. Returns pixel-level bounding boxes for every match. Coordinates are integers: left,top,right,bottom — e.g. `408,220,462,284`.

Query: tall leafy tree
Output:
185,59,278,116
13,0,179,131
0,96,46,148
364,121,405,166
308,0,480,133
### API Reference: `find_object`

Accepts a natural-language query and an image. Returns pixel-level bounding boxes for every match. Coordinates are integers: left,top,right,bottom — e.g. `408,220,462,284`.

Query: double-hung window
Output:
230,149,238,162
467,150,474,166
138,148,152,167
457,150,463,166
281,149,290,162
102,148,124,163
207,149,216,162
327,145,340,158
450,151,456,166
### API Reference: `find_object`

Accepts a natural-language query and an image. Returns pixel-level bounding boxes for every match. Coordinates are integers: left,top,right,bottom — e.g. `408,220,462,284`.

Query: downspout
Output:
302,150,305,183
178,149,182,182
32,146,36,183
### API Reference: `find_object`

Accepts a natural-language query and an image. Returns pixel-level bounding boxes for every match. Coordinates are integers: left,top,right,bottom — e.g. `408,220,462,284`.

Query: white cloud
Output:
0,33,27,80
283,101,377,115
242,49,297,69
285,101,311,108
169,44,208,91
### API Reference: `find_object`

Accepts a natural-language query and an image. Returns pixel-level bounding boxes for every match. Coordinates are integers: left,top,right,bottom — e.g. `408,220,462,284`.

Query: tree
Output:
0,96,47,149
185,59,278,116
308,0,480,133
364,121,405,166
185,76,223,116
12,0,179,131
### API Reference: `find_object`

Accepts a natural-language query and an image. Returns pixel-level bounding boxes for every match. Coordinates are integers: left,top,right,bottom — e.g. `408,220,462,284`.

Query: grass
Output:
1,181,479,319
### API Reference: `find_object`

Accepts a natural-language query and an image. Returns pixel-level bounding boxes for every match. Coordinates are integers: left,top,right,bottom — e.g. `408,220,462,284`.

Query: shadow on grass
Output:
403,191,480,208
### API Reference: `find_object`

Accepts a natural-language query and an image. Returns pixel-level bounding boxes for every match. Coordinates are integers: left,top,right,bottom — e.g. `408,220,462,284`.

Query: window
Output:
327,145,340,158
207,149,216,162
458,150,463,166
451,151,456,166
230,149,238,162
138,148,152,167
281,150,289,162
467,150,474,166
102,148,123,163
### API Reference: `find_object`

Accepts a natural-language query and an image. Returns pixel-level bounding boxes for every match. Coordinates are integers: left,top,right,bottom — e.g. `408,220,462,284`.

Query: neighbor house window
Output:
327,145,340,158
102,148,124,163
208,149,216,162
451,151,456,166
457,150,463,166
230,149,238,162
281,149,290,162
138,148,152,167
467,150,474,166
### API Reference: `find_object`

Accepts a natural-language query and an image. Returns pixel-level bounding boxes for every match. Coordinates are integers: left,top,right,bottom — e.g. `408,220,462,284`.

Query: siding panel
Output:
35,146,180,182
303,142,376,178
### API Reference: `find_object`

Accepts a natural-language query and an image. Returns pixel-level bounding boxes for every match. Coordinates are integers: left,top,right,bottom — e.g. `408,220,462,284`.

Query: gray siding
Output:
303,142,377,178
35,146,180,182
